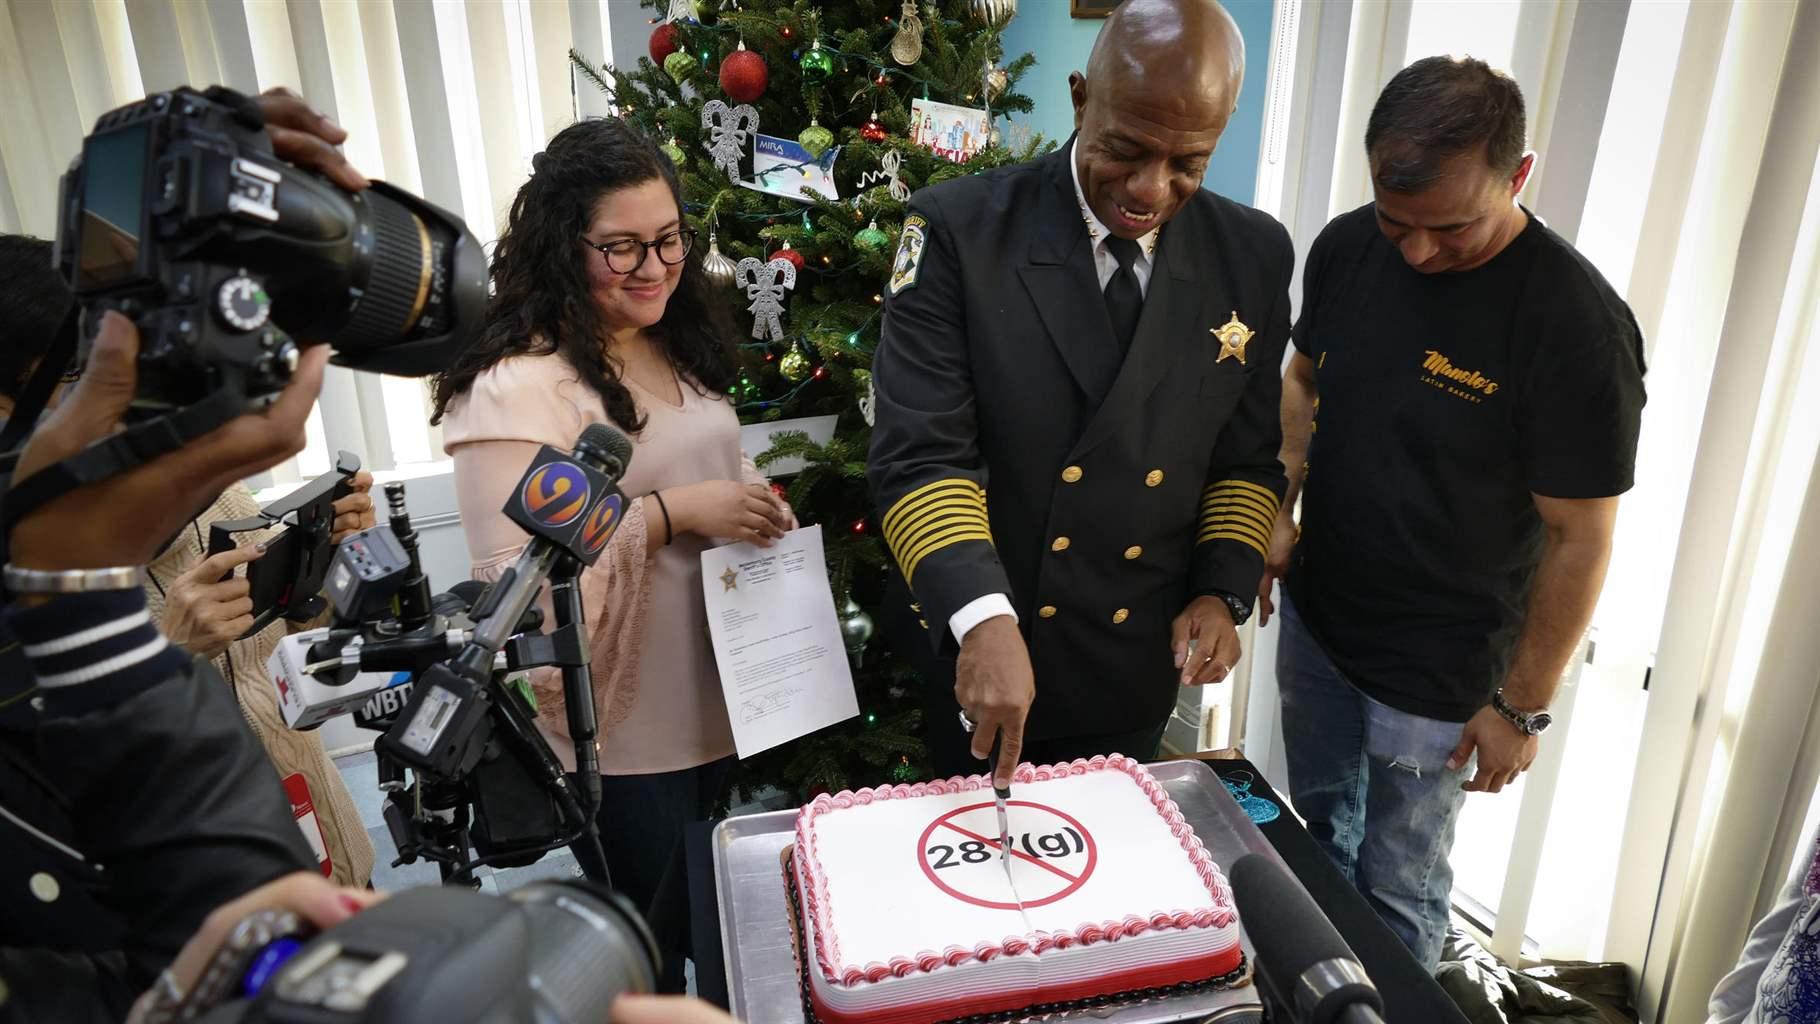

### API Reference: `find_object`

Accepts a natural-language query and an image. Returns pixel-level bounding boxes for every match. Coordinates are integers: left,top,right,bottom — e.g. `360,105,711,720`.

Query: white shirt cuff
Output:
949,594,1018,645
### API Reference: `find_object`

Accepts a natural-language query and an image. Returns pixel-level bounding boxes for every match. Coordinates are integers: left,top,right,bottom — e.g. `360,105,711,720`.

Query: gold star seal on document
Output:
1212,311,1253,365
720,567,740,591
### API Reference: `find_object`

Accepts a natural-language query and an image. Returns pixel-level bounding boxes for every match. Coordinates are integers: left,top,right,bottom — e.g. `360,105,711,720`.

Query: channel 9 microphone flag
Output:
508,443,627,566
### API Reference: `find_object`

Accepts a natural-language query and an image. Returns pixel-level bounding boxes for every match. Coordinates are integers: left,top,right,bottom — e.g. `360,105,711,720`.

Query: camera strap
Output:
1,388,248,532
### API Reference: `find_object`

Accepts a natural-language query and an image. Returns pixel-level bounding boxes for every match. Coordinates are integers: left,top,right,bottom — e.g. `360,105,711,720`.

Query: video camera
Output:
268,425,634,885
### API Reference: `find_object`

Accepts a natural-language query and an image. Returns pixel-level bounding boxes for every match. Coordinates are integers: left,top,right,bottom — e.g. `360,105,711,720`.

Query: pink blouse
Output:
442,352,764,774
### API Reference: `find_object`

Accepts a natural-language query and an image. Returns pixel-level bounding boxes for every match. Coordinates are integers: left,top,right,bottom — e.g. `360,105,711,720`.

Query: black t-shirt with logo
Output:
1286,203,1646,722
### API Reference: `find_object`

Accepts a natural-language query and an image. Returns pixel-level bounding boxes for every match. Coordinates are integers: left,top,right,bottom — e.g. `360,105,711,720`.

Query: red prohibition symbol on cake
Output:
915,800,1098,910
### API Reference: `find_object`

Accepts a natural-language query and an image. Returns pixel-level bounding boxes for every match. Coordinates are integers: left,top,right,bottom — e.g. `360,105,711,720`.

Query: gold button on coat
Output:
1038,605,1057,618
1051,536,1071,551
1124,545,1143,560
29,872,59,903
1112,608,1129,624
1145,470,1164,487
1062,465,1083,483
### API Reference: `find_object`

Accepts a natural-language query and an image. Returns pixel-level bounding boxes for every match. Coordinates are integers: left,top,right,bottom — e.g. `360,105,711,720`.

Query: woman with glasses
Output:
430,118,790,990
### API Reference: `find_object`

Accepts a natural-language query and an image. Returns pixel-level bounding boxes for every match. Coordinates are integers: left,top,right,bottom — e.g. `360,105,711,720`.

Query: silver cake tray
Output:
713,759,1287,1024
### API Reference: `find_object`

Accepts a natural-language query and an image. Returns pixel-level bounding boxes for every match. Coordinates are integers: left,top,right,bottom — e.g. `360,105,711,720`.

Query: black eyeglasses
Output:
581,228,697,274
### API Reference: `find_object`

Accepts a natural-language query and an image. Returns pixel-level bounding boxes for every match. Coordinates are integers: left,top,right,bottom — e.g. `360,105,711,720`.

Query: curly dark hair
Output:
430,118,735,432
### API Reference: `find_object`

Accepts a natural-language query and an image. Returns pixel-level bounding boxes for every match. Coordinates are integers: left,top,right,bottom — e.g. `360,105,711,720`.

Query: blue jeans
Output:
1275,592,1474,972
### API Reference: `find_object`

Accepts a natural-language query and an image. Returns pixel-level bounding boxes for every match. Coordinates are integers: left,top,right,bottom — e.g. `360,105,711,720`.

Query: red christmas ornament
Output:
769,242,806,270
851,519,867,534
860,113,888,143
719,42,768,103
649,23,681,64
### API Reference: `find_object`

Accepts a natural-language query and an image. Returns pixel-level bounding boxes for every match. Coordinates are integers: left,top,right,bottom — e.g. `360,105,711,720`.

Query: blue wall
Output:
999,0,1275,206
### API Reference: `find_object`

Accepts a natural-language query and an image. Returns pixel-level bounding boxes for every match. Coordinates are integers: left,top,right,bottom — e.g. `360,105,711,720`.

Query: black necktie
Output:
1103,236,1143,357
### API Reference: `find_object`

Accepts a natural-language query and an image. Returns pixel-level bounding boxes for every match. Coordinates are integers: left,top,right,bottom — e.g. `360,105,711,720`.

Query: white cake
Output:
791,754,1245,1024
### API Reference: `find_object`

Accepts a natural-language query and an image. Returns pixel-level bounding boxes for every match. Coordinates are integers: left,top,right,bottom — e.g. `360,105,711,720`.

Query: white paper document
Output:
700,525,859,757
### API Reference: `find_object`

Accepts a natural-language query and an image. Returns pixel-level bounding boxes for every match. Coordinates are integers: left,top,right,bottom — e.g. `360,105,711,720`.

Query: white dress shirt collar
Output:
1068,138,1160,294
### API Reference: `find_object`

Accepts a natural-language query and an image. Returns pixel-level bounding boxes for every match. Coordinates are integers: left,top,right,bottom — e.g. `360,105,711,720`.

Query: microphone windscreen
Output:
576,423,633,475
1231,853,1381,1023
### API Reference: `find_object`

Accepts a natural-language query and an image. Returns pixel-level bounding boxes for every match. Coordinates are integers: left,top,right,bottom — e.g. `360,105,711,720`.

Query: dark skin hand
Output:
959,0,1251,780
254,86,368,192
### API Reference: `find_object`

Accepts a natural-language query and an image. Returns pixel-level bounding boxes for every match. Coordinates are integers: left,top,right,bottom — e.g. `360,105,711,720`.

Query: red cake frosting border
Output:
793,753,1238,988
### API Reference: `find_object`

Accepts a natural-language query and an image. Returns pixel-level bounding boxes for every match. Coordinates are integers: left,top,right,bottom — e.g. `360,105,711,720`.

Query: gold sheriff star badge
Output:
1212,311,1253,364
720,566,740,591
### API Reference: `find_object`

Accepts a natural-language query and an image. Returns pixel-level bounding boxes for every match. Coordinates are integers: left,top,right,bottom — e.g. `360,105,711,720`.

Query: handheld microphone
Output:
1231,853,1385,1024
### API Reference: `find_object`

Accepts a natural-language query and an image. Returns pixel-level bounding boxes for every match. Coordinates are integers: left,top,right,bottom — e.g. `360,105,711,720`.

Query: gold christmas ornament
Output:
889,1,925,66
983,65,1009,104
779,344,812,382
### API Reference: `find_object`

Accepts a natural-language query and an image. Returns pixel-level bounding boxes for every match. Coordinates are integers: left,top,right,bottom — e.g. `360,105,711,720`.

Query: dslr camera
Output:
52,85,485,416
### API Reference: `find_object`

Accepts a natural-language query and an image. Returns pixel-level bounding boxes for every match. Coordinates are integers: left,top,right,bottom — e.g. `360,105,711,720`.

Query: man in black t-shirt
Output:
1256,57,1646,971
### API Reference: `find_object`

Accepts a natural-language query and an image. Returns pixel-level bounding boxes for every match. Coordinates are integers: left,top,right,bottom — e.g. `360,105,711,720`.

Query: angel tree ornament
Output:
701,100,759,178
737,256,798,342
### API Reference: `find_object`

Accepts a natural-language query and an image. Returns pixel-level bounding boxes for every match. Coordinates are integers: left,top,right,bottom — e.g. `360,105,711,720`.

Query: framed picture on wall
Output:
1070,0,1119,16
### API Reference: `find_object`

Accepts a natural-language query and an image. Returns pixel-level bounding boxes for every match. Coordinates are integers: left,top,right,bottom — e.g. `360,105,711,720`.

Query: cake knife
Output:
989,732,1013,875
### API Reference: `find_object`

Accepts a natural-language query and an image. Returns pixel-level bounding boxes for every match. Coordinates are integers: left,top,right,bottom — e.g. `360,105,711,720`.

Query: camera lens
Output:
509,880,662,1017
335,191,441,350
321,182,487,378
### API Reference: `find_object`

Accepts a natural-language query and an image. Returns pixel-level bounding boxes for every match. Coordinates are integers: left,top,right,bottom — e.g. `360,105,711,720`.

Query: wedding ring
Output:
958,709,976,733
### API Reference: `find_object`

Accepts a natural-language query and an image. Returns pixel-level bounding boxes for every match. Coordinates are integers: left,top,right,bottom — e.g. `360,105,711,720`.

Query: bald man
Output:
869,0,1293,782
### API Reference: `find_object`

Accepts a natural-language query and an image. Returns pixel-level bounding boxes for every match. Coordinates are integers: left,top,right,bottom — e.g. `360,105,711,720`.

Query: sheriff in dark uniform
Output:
868,0,1294,780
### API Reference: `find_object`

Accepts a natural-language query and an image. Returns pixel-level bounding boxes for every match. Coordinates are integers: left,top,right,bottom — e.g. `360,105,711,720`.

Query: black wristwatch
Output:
1491,689,1553,736
1204,590,1251,627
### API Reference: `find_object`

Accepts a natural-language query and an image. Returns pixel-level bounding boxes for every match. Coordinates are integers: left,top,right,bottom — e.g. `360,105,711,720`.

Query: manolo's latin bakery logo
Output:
1420,350,1500,404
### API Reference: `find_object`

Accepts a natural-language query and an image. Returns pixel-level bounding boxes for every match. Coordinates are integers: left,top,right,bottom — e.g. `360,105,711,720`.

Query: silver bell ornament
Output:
839,594,876,659
970,0,1016,30
702,230,739,289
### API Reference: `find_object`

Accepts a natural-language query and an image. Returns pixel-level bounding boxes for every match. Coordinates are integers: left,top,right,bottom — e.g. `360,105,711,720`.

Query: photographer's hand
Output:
255,86,369,191
161,545,263,658
330,470,376,545
9,312,328,580
127,872,383,1024
611,995,741,1024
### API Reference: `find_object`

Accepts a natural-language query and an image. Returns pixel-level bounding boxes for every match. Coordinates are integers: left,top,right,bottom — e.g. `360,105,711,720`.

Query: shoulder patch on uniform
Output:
888,214,929,296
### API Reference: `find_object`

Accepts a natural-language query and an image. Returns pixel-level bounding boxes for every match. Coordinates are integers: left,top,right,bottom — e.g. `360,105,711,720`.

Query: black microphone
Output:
457,423,633,677
549,424,631,817
1231,853,1385,1024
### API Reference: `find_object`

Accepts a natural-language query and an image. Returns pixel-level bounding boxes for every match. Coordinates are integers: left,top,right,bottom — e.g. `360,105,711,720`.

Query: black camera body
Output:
196,882,661,1024
53,86,485,415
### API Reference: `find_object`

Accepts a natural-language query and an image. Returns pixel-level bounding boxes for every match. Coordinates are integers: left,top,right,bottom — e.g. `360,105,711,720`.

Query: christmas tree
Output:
573,0,1048,800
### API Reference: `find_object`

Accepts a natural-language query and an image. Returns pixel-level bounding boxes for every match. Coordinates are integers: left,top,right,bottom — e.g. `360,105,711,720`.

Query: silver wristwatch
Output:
3,564,144,595
1491,689,1553,736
